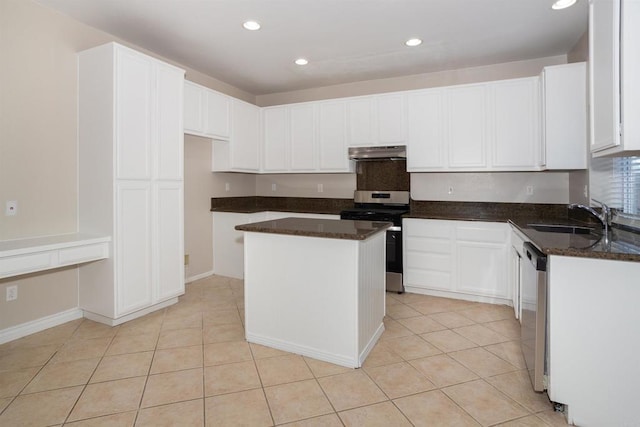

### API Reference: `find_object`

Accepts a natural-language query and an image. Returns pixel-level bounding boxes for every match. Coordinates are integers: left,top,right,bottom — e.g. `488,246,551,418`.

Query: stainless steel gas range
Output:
340,190,410,293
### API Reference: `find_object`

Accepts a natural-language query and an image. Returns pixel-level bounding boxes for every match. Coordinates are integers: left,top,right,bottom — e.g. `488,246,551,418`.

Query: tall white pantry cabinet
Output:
78,43,185,325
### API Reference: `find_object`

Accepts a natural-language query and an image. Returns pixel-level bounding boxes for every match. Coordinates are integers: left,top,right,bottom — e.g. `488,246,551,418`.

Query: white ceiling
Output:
36,0,588,96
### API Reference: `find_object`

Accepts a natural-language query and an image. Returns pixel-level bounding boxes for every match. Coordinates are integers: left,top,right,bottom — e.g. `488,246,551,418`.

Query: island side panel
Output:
243,231,360,367
548,255,640,426
357,231,386,364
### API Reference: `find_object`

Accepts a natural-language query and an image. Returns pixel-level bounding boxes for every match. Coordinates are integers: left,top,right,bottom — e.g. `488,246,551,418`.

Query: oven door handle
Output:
387,226,401,232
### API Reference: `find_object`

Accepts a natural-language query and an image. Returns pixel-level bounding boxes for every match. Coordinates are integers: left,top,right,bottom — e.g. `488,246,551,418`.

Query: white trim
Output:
359,322,385,366
246,333,358,369
83,297,178,326
403,286,512,306
0,308,83,345
185,270,214,283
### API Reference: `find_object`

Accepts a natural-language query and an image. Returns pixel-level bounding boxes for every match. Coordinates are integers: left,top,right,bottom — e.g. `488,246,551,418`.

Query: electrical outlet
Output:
184,254,189,266
6,285,17,301
271,183,277,192
526,186,534,195
447,186,454,195
317,183,323,193
5,201,17,216
224,182,230,192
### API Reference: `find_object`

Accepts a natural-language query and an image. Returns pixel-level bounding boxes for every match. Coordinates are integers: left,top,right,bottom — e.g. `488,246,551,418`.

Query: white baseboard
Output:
0,308,83,345
359,322,385,366
83,297,178,326
246,333,359,369
403,286,512,306
185,270,214,284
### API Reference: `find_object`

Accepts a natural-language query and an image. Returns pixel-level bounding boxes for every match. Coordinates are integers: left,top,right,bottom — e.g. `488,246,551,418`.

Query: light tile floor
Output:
0,275,571,426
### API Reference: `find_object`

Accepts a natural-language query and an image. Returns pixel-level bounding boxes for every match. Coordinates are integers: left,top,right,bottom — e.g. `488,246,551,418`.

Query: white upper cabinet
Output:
590,0,640,156
229,99,260,172
317,100,354,172
289,104,316,171
542,62,587,169
115,49,153,180
347,94,407,147
260,101,353,173
408,77,541,172
347,97,375,146
183,81,230,140
490,77,540,170
407,89,445,170
262,106,289,172
377,93,407,144
447,84,488,169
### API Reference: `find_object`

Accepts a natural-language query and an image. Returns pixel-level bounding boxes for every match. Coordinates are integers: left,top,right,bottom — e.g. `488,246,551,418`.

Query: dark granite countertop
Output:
213,197,640,261
235,217,391,241
509,219,640,262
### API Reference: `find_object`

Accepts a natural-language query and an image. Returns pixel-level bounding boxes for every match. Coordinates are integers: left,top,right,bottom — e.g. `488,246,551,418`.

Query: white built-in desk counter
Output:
236,217,389,368
0,233,111,279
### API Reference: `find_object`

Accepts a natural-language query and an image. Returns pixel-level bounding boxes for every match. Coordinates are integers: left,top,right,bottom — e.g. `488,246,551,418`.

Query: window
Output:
590,156,640,217
617,157,640,216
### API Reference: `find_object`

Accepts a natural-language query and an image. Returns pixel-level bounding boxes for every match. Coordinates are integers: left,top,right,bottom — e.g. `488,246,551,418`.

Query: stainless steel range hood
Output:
348,145,406,160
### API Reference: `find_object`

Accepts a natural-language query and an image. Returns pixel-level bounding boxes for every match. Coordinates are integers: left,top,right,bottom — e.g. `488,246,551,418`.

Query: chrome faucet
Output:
568,199,612,234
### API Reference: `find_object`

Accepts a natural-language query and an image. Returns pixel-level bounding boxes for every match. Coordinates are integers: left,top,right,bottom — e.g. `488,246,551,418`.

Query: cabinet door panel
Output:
262,106,289,171
456,243,507,298
183,81,203,134
156,65,184,180
447,85,486,168
377,94,406,144
231,100,260,171
318,101,350,171
407,90,445,170
116,182,152,315
116,50,152,179
155,182,184,301
290,104,316,171
589,0,621,152
348,98,375,146
491,79,539,169
205,90,230,138
543,63,587,170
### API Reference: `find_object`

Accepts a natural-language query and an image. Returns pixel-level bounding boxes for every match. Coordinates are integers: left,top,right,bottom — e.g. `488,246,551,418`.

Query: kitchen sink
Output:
527,223,597,234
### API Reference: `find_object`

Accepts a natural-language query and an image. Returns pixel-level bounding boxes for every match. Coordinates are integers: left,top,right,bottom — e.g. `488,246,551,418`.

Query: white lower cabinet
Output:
212,211,340,279
403,218,510,304
78,42,185,325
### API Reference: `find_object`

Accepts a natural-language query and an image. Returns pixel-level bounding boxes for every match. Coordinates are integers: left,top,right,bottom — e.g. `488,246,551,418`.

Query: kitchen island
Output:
236,217,390,368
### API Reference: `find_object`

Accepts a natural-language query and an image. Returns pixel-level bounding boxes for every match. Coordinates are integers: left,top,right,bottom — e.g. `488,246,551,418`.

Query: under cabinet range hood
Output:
348,145,406,161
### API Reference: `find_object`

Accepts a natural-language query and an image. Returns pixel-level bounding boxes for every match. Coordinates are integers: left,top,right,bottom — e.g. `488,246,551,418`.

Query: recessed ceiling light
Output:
552,0,577,10
243,20,261,30
295,58,309,66
405,38,423,47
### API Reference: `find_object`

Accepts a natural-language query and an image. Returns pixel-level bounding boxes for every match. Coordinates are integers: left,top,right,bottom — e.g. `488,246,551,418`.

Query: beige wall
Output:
411,172,570,203
255,174,355,199
0,0,114,332
184,135,215,279
0,0,254,332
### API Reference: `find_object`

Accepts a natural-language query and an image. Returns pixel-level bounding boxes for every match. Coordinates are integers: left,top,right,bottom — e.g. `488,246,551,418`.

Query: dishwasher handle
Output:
524,242,547,272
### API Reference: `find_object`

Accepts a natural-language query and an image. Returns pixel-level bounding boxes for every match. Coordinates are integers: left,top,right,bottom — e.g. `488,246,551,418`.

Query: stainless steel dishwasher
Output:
520,242,548,392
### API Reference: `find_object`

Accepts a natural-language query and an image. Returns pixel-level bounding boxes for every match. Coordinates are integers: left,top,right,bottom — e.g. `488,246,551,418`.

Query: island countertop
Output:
235,217,391,240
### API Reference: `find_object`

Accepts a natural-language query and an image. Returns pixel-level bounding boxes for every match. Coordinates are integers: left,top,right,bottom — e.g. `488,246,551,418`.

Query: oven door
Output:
386,227,404,293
